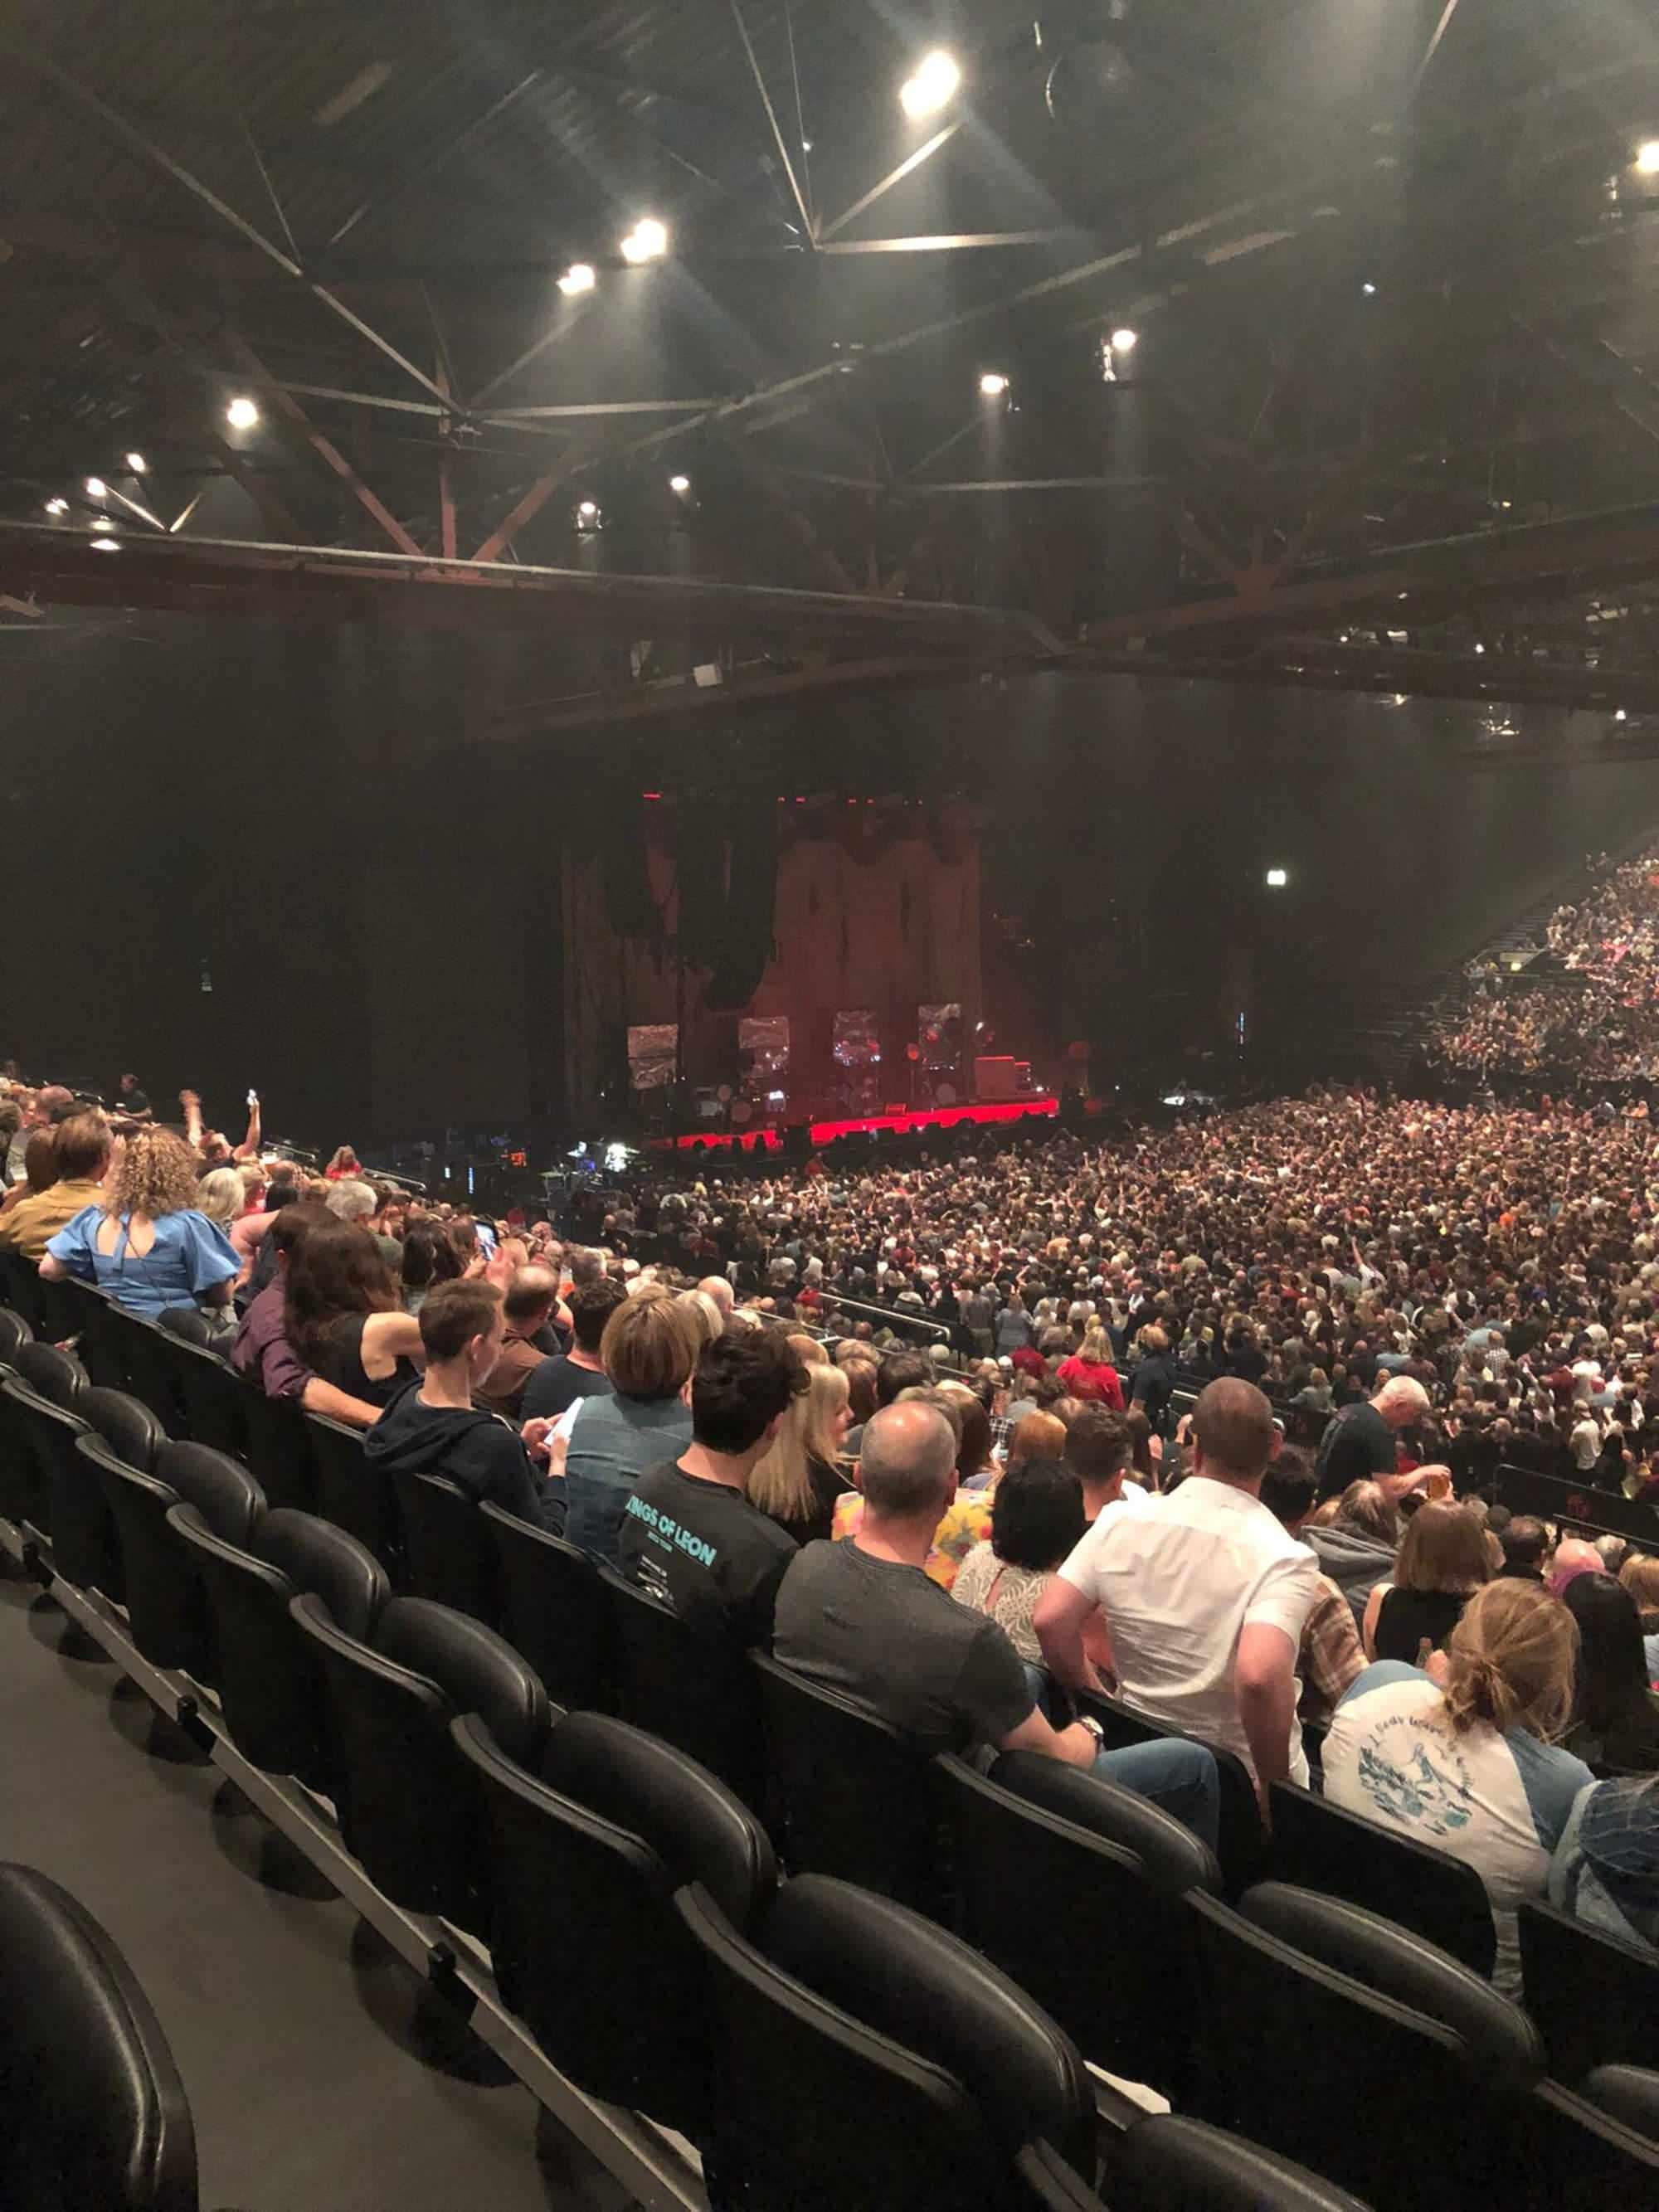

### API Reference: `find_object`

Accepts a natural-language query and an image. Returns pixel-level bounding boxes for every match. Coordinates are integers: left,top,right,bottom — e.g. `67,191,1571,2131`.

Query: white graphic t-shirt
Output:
1321,1661,1593,1995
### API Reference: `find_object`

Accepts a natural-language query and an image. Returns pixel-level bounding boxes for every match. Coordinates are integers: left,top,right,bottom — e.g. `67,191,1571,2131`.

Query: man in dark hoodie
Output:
365,1278,563,1532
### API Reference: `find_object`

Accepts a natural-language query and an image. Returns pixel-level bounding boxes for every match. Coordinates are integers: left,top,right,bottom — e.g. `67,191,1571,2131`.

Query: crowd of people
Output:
1427,842,1659,1087
2,1058,1658,2000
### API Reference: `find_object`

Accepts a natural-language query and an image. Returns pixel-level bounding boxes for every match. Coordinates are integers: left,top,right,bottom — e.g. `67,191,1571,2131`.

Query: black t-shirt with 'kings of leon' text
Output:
617,1461,798,1650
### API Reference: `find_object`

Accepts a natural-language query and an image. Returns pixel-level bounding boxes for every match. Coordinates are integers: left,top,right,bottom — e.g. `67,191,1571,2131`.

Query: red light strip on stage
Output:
649,1096,1058,1155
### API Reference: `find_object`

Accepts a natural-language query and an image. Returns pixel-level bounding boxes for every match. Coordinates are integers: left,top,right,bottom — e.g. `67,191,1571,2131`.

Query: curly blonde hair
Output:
105,1128,205,1222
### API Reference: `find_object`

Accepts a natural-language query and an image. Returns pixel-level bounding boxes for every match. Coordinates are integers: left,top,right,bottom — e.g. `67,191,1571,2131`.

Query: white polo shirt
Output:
1058,1475,1321,1784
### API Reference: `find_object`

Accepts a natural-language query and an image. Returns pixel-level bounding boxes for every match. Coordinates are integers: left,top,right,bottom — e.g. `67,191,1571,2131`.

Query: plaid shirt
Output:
1298,1573,1366,1731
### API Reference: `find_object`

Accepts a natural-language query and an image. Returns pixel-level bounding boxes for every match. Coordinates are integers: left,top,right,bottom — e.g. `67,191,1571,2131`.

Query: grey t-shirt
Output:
772,1539,1034,1755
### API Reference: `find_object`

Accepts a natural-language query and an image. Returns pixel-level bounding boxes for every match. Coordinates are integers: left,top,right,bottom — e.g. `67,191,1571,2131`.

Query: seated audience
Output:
476,1264,560,1418
1620,1553,1659,1682
773,1403,1219,1845
0,1130,59,1227
617,1330,805,1646
0,1112,111,1262
1037,1378,1321,1796
1363,1500,1492,1662
284,1217,424,1409
748,1359,854,1546
521,1276,626,1420
1548,1538,1606,1599
1499,1515,1549,1582
42,1127,239,1319
831,1385,994,1587
1323,1579,1593,1995
1550,1774,1659,1955
231,1201,382,1427
398,1224,460,1315
365,1281,561,1529
1560,1573,1659,1772
951,1457,1085,1673
562,1289,698,1563
1308,1480,1401,1631
1261,1449,1366,1738
1064,1406,1154,1532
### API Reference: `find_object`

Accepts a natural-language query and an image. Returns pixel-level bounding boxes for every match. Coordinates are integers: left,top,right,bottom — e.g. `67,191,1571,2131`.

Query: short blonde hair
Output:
602,1291,699,1401
1441,1580,1577,1743
196,1166,244,1226
105,1128,202,1222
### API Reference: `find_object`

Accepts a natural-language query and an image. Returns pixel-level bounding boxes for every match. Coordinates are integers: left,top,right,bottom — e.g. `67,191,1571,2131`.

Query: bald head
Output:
859,1403,958,1523
504,1264,560,1325
1191,1377,1277,1485
1548,1539,1605,1598
1374,1376,1431,1428
698,1274,735,1316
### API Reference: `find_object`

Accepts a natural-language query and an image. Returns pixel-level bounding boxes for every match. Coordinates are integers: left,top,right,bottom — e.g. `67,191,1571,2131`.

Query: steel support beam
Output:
727,0,815,242
221,333,426,557
470,456,592,565
493,653,980,736
819,124,961,241
820,229,1085,255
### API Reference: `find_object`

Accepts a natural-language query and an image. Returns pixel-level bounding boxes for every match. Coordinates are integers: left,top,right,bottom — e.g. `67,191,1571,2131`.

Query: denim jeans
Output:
1092,1738,1221,1855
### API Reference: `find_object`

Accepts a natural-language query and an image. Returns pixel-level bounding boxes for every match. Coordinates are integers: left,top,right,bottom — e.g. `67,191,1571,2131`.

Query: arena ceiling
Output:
4,0,1659,729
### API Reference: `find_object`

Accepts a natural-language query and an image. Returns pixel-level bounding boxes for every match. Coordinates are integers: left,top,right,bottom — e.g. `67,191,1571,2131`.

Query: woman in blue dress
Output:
41,1125,239,1320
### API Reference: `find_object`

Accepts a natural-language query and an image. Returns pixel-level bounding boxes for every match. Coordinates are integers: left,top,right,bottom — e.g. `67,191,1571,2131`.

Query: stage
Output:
648,1094,1059,1155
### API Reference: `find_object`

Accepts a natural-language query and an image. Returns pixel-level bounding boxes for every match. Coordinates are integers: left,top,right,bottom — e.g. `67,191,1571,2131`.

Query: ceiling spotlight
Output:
90,536,119,552
1473,643,1486,654
43,497,68,517
1615,707,1629,722
901,49,961,120
226,395,260,430
85,476,107,499
1110,328,1138,352
124,451,148,474
1362,280,1377,296
620,217,668,264
1265,868,1288,889
557,262,596,296
669,474,691,493
979,371,1010,397
577,499,600,519
1637,140,1659,175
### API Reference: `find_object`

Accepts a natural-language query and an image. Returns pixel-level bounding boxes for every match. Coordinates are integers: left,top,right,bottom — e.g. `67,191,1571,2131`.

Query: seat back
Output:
1013,2141,1107,2212
294,1593,547,1928
0,1245,42,1327
1079,1689,1263,1892
239,1383,316,1512
991,1748,1224,1895
1186,1884,1541,2210
51,1392,163,1601
0,1370,85,1534
156,1325,246,1461
106,1310,182,1434
31,1267,87,1349
456,1710,773,2137
1582,2065,1659,2142
82,1388,166,1475
154,1441,261,1551
0,1862,197,2212
63,1281,129,1390
0,1304,34,1360
1107,2116,1375,2212
481,1501,611,1710
752,1649,937,1905
171,1505,388,1791
305,1413,398,1573
601,1563,766,1808
1518,1897,1659,2083
1269,1780,1496,1976
940,1753,1211,2098
14,1339,88,1412
392,1469,497,1624
679,1880,1056,2212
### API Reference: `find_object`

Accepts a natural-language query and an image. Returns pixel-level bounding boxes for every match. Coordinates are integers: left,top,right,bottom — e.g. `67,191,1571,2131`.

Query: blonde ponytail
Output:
1440,1580,1577,1743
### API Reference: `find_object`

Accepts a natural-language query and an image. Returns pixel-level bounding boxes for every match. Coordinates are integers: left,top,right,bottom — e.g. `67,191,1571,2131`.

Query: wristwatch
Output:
1077,1714,1105,1747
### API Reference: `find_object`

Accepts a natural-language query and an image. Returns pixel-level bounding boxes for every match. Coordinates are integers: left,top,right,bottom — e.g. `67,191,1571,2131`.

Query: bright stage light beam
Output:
226,395,260,429
557,262,596,295
1637,140,1659,176
901,50,961,120
979,371,1009,397
620,217,668,264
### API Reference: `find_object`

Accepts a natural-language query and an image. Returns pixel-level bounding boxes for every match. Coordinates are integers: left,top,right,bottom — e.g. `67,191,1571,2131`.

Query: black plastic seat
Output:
393,1469,497,1623
61,1280,129,1389
1518,1897,1659,2083
31,1266,88,1348
154,1318,246,1461
169,1505,389,1799
305,1412,399,1573
940,1752,1220,2098
1079,1689,1263,1892
96,1440,263,1675
0,1861,198,2212
601,1563,766,1809
752,1648,938,1905
293,1592,547,1932
105,1307,184,1434
481,1501,611,1711
0,1245,42,1329
239,1381,316,1512
679,1871,1095,2212
0,1304,35,1360
1187,1881,1545,2211
2,1341,90,1534
1269,1779,1496,1976
49,1388,162,1597
1584,2065,1659,2142
1106,2117,1376,2212
455,1707,776,2139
